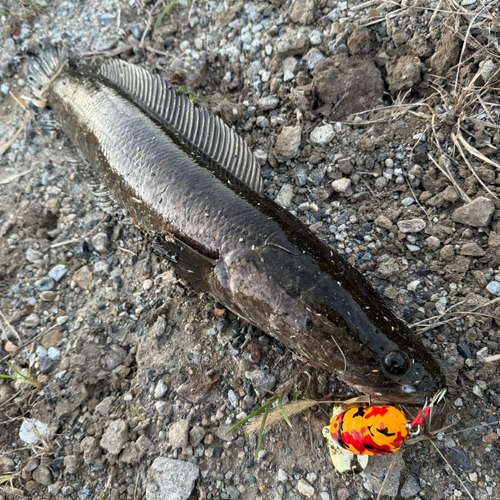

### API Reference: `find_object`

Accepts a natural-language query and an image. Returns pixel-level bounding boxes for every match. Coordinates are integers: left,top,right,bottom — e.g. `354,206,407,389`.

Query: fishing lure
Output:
323,389,446,474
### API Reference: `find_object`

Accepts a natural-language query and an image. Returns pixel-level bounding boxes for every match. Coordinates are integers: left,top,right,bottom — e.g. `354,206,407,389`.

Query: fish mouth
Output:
348,379,445,406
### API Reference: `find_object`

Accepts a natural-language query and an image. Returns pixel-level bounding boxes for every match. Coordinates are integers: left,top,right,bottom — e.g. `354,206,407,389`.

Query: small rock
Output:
337,488,351,500
277,469,288,482
48,264,68,282
400,475,421,498
40,291,56,301
310,124,335,146
457,341,472,359
290,0,315,25
39,356,53,374
488,231,500,248
451,197,495,227
440,245,455,262
274,126,301,162
226,485,240,499
92,233,110,253
397,218,426,233
64,455,81,475
449,448,473,470
275,184,294,208
227,389,238,408
35,277,55,291
155,380,168,399
461,242,485,257
41,330,63,349
25,313,41,328
425,236,441,250
486,281,500,295
47,347,61,360
26,248,43,263
19,419,50,445
169,419,190,449
146,457,199,500
257,97,280,110
95,396,115,417
189,425,206,447
100,420,129,455
361,453,404,498
331,178,351,193
297,479,315,498
72,265,93,289
245,370,276,391
32,465,52,485
375,215,393,231
0,456,15,473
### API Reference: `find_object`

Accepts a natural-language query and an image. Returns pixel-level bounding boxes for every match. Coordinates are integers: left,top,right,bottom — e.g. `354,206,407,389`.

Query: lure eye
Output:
383,351,409,375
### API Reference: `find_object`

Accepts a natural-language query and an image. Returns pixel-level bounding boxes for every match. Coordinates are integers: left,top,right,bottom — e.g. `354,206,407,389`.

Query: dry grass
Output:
345,0,500,209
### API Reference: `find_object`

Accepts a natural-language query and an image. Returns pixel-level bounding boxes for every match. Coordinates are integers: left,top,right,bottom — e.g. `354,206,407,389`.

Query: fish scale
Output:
29,46,445,403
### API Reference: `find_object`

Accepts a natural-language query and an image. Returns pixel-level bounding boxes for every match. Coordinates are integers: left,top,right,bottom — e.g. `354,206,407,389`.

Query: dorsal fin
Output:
86,59,263,194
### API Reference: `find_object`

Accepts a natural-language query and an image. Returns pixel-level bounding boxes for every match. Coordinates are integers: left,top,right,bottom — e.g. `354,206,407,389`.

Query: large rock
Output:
312,55,383,120
451,197,495,227
146,457,199,500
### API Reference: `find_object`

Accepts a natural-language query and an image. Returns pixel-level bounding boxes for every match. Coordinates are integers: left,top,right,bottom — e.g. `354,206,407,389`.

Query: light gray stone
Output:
275,184,294,208
100,420,129,455
397,218,426,233
310,124,335,146
245,370,276,391
168,419,190,448
146,457,199,500
19,419,50,445
92,232,110,253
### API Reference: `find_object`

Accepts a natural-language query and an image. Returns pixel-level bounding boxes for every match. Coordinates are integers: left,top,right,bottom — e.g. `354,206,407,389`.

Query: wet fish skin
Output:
33,52,444,403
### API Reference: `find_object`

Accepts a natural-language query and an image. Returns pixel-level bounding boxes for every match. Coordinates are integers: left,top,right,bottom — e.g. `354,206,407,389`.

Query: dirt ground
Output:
1,0,500,499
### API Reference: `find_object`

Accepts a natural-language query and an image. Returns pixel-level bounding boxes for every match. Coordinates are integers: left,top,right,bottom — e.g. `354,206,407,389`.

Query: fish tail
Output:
27,42,68,99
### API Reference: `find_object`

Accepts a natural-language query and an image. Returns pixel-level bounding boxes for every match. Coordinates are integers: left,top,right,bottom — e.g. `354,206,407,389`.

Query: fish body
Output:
29,47,445,402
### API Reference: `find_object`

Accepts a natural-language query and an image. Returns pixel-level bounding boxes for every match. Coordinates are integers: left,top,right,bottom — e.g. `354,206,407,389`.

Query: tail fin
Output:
27,42,68,99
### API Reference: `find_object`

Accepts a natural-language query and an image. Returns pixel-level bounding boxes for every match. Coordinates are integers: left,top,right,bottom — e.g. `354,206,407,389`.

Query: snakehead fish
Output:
28,45,444,403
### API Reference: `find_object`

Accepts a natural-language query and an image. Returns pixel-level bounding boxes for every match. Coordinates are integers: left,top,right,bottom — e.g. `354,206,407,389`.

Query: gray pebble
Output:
258,97,280,110
449,448,473,470
154,380,168,399
310,124,335,146
245,370,276,391
397,218,426,233
275,184,294,208
400,475,421,498
168,419,190,448
78,489,92,500
146,457,199,500
278,469,288,482
295,171,308,186
92,233,110,253
486,281,500,295
35,277,55,291
47,347,61,361
227,389,238,408
39,356,54,374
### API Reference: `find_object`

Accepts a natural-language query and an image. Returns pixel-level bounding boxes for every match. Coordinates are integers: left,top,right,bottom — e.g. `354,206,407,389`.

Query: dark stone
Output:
39,357,54,374
449,448,473,471
457,340,472,359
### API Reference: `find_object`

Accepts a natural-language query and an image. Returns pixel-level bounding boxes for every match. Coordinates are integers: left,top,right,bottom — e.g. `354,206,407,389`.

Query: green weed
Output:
0,362,41,389
154,0,180,30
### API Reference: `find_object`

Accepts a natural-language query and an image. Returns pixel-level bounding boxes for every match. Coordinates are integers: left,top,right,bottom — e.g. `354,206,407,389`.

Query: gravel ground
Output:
1,0,500,499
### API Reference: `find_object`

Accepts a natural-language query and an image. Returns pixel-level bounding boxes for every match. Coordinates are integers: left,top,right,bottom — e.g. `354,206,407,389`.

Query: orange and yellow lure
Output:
323,389,446,475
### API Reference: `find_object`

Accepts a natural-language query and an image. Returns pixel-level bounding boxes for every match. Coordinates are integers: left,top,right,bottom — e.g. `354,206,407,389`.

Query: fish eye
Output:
383,350,409,375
